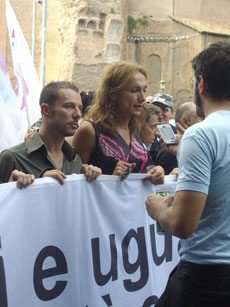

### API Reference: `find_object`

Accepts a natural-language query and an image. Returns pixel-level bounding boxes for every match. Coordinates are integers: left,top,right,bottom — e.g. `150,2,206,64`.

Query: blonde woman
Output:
70,62,164,183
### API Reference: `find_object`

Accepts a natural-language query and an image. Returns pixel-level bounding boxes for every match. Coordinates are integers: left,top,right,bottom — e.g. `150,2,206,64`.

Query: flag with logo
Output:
5,0,41,129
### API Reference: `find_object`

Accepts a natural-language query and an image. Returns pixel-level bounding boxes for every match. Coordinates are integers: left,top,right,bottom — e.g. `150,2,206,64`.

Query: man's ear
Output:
180,117,190,129
198,75,207,95
40,103,51,117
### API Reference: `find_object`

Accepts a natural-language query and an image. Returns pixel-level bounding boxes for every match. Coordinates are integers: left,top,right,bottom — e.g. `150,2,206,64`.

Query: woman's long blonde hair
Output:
85,61,147,134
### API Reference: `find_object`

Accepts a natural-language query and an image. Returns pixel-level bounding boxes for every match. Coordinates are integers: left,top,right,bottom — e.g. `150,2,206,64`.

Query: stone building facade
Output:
1,0,230,107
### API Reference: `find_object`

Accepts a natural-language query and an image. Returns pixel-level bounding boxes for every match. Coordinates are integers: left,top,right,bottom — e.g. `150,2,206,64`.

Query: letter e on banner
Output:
33,246,68,301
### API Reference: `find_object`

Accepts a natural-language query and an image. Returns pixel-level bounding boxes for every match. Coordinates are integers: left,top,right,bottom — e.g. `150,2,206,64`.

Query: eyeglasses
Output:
160,107,171,113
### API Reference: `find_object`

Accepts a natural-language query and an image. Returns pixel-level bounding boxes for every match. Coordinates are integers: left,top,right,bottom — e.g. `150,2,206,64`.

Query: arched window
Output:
78,19,86,28
87,20,97,29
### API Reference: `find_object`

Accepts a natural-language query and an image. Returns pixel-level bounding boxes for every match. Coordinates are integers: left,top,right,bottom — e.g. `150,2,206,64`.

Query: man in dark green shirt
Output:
0,81,101,184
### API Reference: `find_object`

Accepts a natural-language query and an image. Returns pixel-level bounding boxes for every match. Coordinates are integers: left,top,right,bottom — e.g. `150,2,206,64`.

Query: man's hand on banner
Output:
9,169,35,189
42,169,67,184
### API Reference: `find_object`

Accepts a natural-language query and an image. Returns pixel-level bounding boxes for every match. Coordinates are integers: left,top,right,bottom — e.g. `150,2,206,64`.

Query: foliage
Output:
127,15,149,34
127,15,137,34
138,17,149,27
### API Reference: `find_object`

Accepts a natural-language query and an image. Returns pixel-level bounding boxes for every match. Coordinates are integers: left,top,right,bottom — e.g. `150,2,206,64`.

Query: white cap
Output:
152,93,174,108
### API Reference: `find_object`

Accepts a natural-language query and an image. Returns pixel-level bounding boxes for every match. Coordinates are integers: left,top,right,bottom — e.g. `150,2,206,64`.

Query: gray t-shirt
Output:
176,110,230,264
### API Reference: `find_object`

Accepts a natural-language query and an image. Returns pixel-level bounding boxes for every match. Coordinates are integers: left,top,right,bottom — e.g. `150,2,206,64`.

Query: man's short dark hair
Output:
192,42,230,101
39,81,79,106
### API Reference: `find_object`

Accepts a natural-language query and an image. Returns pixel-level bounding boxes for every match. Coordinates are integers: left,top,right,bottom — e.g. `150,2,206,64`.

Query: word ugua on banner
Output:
91,224,176,306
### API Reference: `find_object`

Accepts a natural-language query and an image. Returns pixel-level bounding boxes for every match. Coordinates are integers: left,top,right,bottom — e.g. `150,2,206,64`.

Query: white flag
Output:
5,0,41,129
0,48,24,152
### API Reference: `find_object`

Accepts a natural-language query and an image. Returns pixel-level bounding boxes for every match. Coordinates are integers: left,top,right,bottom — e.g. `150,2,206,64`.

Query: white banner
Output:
5,0,41,129
0,174,179,307
0,48,24,152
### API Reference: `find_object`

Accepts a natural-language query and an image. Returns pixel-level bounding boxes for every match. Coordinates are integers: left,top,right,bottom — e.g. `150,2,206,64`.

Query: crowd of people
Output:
0,41,230,306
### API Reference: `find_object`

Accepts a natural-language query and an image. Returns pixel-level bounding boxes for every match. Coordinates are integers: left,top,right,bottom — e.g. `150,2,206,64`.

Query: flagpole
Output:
40,0,47,88
32,0,37,65
18,65,31,128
